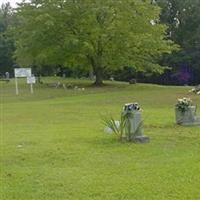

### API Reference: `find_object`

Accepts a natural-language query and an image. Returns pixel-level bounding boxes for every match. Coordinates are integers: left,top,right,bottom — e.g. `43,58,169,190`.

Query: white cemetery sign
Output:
14,68,31,78
14,68,34,95
27,76,36,84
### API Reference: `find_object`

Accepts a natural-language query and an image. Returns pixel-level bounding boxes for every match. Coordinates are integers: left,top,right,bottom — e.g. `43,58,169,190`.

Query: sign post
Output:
15,77,19,95
27,76,36,94
30,84,33,94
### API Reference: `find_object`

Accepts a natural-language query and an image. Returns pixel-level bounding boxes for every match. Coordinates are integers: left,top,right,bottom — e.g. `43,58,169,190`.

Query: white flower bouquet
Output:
176,97,193,112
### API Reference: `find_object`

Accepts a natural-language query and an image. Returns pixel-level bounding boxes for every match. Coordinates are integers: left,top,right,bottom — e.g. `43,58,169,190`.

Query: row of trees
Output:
0,0,199,85
0,3,15,76
157,0,200,85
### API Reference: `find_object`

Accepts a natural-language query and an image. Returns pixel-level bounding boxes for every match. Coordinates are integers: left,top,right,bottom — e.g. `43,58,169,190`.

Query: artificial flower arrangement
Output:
123,102,140,111
175,97,193,112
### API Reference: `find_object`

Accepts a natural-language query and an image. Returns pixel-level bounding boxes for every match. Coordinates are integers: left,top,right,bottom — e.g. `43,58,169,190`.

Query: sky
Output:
1,0,22,7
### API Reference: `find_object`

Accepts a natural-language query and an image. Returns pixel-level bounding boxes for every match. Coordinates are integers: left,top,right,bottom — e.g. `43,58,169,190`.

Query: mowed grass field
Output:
1,77,200,200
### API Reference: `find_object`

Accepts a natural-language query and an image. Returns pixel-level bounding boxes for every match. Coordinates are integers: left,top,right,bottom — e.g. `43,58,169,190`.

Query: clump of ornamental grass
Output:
102,114,126,141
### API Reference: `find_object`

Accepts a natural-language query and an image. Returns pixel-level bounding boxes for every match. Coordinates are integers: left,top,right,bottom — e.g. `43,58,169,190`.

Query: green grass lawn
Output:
1,78,200,200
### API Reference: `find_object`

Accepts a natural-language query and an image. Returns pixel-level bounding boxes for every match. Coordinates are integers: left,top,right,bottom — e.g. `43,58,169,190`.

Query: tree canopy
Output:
13,0,177,85
157,0,200,84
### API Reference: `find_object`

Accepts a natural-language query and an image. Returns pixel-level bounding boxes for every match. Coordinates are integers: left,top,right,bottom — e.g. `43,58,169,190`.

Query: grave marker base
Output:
181,121,200,126
133,136,150,144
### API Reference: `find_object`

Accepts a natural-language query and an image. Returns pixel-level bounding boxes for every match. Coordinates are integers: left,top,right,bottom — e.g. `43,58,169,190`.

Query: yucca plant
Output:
102,115,125,140
102,113,144,142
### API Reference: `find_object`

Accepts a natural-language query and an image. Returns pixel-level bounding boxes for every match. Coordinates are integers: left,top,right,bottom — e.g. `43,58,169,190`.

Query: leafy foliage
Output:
14,0,177,85
157,0,200,84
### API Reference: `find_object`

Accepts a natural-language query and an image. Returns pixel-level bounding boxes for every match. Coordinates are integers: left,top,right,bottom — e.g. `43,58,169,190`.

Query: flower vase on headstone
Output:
175,98,200,126
122,103,149,143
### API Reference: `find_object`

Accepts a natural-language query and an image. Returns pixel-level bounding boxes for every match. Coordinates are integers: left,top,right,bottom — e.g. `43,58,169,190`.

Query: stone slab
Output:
181,121,200,126
133,135,150,144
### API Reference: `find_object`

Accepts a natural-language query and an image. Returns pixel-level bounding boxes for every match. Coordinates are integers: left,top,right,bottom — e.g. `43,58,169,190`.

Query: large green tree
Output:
14,0,177,85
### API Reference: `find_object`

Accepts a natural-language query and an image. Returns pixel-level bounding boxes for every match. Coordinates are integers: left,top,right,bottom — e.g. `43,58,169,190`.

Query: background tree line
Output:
0,0,199,85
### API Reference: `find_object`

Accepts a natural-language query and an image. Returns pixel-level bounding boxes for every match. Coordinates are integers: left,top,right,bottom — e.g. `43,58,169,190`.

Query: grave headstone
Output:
129,79,137,84
5,72,10,79
122,103,149,143
175,98,200,126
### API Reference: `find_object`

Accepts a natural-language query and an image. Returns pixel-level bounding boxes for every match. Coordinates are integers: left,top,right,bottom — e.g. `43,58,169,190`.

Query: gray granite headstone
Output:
175,106,200,126
122,103,150,143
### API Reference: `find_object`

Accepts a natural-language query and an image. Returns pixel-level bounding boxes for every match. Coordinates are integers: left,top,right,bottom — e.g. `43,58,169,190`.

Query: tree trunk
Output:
87,54,104,86
94,67,103,86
